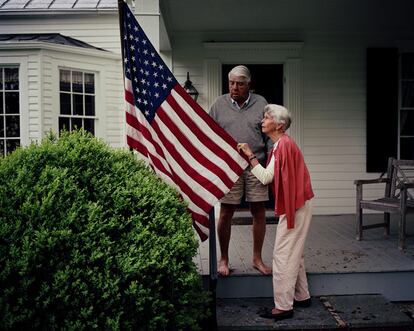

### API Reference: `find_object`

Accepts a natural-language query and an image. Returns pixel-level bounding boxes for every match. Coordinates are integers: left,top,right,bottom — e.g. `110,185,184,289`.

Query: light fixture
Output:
183,72,199,101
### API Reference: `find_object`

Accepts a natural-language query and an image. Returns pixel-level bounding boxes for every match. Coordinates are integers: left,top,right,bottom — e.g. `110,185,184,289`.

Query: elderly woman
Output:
238,104,314,320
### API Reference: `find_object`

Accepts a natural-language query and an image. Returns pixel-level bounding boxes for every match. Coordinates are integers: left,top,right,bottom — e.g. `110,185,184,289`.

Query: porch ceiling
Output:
160,0,414,38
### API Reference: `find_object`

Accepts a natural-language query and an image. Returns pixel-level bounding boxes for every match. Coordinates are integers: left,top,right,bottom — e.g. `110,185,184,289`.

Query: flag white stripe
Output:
127,123,208,217
125,102,172,175
162,97,240,185
155,105,229,194
125,95,215,214
151,116,218,207
171,88,248,172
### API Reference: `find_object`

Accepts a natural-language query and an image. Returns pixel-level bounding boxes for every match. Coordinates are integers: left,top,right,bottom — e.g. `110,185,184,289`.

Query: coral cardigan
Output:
272,134,314,229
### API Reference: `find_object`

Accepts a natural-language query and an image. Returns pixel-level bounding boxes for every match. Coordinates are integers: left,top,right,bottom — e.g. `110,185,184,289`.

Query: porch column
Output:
134,0,172,67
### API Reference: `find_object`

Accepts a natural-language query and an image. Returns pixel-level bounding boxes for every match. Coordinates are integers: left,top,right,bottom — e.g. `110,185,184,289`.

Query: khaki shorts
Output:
221,168,269,204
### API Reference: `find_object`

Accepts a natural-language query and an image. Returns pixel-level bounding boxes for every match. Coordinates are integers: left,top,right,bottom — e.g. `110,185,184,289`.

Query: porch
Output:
195,213,414,301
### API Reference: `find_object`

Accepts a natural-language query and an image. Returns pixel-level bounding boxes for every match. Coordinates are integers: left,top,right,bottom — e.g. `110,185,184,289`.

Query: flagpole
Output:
208,207,218,330
117,0,134,152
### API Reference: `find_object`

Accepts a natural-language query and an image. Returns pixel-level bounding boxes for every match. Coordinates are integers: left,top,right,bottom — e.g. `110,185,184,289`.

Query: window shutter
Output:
366,48,398,173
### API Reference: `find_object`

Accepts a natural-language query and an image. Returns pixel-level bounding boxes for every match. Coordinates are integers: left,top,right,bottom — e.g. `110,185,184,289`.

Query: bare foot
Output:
218,259,230,276
253,260,272,275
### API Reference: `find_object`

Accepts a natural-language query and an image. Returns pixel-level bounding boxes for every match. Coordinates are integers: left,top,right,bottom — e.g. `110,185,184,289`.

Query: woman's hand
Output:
237,143,253,158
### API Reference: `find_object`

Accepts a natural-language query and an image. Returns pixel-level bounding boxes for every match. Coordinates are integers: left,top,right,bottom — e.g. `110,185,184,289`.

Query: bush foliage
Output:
0,131,208,330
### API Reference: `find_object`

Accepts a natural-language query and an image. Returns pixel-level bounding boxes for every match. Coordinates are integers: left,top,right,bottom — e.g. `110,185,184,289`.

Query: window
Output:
399,53,414,159
0,67,20,156
366,48,399,172
59,69,95,135
366,49,414,172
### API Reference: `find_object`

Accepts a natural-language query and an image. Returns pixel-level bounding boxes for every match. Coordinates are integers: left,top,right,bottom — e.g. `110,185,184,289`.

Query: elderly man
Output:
209,65,272,276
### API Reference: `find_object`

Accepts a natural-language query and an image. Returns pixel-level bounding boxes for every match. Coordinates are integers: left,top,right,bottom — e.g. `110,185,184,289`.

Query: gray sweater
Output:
209,93,272,163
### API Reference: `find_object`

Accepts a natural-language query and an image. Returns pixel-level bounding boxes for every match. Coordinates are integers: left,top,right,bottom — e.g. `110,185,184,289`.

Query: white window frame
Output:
0,57,28,152
58,68,97,135
52,60,104,138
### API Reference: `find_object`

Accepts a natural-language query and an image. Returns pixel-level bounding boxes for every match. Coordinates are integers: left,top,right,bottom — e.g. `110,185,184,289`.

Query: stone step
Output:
202,268,414,301
215,294,414,330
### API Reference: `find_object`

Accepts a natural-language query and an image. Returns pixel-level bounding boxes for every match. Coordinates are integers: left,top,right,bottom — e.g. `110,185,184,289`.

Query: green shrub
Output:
0,130,209,330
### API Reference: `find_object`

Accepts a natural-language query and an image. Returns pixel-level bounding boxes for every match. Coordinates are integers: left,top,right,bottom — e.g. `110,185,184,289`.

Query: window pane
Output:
85,73,94,94
5,115,20,137
0,116,3,137
402,81,414,108
6,139,19,154
0,94,3,114
401,110,414,136
73,94,83,115
72,71,83,93
402,53,414,79
5,92,19,114
71,117,82,130
84,118,95,134
401,137,414,159
4,68,19,90
58,69,95,136
59,117,70,133
0,69,3,90
60,70,71,91
85,95,95,116
60,93,71,115
0,140,4,156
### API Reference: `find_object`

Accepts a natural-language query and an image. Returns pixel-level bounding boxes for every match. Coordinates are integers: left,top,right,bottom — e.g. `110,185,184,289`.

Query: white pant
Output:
273,200,312,310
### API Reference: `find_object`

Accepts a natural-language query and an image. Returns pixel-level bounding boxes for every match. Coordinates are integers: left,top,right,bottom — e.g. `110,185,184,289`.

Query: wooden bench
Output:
354,157,414,250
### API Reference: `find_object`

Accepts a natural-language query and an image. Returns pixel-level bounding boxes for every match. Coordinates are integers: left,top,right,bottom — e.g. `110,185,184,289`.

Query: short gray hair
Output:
228,65,251,83
264,104,292,131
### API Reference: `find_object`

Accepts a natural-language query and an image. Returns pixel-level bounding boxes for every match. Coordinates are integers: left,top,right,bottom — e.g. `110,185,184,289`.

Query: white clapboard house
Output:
0,0,413,217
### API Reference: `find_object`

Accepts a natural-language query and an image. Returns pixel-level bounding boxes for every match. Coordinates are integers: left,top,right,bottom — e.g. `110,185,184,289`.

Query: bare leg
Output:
217,203,236,276
250,201,271,275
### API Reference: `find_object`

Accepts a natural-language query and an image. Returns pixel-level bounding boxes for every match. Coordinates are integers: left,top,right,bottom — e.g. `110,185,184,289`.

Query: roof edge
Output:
0,41,120,60
0,9,118,15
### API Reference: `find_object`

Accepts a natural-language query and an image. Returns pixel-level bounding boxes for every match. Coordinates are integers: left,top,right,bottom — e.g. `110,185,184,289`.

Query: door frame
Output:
203,41,304,148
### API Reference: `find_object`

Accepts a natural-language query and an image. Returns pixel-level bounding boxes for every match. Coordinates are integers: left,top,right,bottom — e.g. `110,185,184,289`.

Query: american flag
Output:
120,1,248,241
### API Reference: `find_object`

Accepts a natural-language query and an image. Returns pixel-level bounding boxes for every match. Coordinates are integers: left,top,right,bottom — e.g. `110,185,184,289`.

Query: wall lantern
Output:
183,72,199,102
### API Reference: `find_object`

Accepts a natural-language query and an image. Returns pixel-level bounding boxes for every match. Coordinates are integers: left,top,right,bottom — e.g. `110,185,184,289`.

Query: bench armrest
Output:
354,178,389,186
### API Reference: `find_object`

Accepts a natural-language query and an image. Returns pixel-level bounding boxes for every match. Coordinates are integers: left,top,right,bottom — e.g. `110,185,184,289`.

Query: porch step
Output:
216,294,414,330
206,268,414,301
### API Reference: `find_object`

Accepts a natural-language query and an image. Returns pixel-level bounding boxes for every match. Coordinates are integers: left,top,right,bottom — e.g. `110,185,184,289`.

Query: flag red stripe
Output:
126,135,173,181
167,95,239,188
125,89,134,105
192,220,208,242
126,134,148,155
191,211,210,229
168,165,213,213
128,126,210,217
126,95,214,213
168,88,245,175
156,106,232,192
150,117,223,200
125,107,166,161
174,85,243,151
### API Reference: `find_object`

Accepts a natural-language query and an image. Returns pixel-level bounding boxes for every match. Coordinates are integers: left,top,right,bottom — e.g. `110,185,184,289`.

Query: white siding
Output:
0,15,122,54
303,35,377,214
